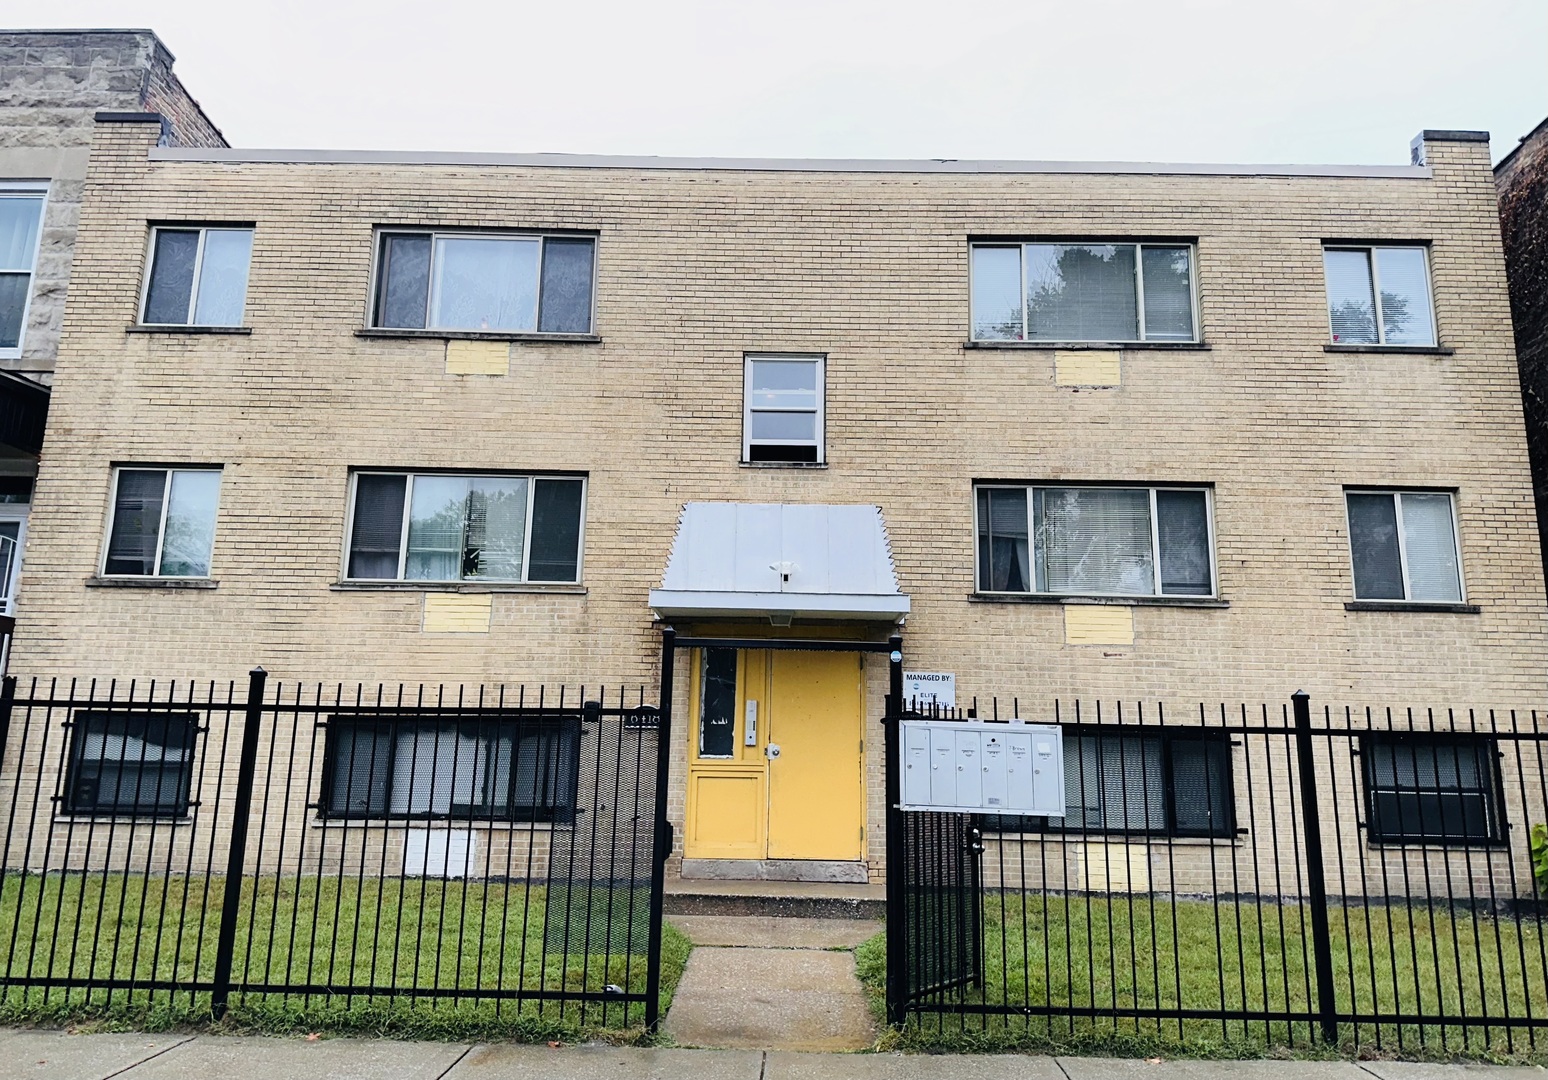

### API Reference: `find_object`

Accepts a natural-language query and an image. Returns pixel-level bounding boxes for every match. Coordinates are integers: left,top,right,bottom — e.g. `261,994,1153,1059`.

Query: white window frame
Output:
99,467,223,579
973,483,1218,599
342,470,588,584
367,228,599,335
1344,488,1465,603
742,354,825,464
137,225,254,327
1322,244,1437,347
0,182,50,360
0,503,29,616
968,242,1201,344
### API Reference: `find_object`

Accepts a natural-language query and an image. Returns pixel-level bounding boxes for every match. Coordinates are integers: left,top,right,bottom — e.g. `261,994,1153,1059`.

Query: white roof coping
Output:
649,503,910,623
146,146,1432,180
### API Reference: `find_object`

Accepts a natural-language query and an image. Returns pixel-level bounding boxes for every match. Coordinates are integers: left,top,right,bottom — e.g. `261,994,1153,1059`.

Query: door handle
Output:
766,743,781,760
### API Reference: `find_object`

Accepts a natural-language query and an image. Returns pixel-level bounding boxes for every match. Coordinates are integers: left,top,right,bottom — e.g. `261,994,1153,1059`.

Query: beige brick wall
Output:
7,122,1545,889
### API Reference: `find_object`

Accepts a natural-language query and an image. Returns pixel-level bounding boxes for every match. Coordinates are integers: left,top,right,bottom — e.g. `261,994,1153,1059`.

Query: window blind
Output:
1140,246,1195,341
1025,244,1139,342
1399,493,1461,601
1374,247,1436,346
1037,487,1154,594
1324,249,1378,344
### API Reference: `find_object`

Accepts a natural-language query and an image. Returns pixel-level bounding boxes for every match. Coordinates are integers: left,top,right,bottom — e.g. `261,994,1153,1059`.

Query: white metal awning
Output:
648,503,910,622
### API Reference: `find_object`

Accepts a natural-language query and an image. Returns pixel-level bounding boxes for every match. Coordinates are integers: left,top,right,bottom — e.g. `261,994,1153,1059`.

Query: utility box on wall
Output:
899,720,1065,816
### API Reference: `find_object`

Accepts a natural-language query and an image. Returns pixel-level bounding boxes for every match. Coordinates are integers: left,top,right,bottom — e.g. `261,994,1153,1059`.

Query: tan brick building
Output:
4,117,1544,895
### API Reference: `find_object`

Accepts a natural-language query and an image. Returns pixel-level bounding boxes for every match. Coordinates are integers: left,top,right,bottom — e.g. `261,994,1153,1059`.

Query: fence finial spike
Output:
1291,688,1309,699
250,666,267,675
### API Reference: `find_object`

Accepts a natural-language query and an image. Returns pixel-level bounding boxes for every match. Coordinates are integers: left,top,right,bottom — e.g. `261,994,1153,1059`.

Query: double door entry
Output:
684,648,865,863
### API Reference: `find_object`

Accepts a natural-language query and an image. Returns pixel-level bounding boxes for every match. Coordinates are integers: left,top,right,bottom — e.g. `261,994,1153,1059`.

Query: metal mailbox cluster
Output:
899,718,1065,815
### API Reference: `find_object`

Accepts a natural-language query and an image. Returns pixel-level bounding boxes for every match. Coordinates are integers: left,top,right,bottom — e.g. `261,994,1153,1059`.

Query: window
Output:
971,242,1197,343
976,485,1214,597
0,186,46,356
103,468,222,578
1323,245,1436,346
372,231,596,334
65,711,198,817
1345,490,1462,603
322,716,582,823
1362,733,1502,844
140,227,254,327
989,729,1233,838
698,648,738,758
743,355,823,463
346,472,585,583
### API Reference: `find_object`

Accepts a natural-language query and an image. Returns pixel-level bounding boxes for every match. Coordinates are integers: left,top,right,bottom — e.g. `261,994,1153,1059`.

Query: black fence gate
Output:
0,668,672,1032
885,678,1548,1056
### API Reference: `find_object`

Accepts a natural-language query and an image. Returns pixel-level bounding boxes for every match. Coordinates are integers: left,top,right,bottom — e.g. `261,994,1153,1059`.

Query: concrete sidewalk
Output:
7,1031,1548,1080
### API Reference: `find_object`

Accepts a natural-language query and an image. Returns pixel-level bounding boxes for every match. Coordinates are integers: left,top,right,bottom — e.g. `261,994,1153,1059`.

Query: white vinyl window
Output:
1323,246,1436,346
346,472,586,583
743,355,824,464
0,185,47,358
102,468,222,578
1345,490,1463,602
971,242,1198,343
976,485,1215,598
372,231,597,334
140,227,254,327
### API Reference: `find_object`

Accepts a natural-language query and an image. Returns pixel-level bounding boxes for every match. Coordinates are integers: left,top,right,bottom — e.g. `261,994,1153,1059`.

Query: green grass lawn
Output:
0,871,691,1041
857,891,1548,1061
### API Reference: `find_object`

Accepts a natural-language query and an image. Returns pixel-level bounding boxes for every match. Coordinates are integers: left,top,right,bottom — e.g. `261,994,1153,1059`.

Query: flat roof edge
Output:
146,147,1434,179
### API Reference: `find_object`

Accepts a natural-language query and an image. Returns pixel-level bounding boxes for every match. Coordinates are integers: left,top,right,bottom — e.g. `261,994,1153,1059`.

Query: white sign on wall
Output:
903,671,956,708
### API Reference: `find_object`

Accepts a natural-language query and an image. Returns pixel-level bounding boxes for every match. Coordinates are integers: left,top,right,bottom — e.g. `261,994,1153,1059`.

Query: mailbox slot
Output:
897,719,1064,816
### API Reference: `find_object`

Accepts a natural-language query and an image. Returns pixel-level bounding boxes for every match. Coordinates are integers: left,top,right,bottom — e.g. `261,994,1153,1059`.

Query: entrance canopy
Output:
649,503,910,622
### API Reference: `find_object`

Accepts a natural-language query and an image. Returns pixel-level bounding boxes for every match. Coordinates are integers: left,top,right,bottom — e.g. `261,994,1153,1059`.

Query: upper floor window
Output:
346,471,585,583
103,467,222,578
971,242,1197,344
976,484,1214,598
1323,245,1436,346
372,231,596,335
141,227,254,327
1361,733,1502,845
0,186,46,356
1345,490,1462,603
744,355,824,464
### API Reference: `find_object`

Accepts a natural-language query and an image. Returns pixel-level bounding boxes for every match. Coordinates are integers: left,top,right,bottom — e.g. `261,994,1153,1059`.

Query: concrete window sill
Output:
1345,600,1480,613
331,581,586,595
86,576,218,589
970,593,1229,608
126,325,252,335
1324,343,1454,356
965,340,1210,351
355,328,601,344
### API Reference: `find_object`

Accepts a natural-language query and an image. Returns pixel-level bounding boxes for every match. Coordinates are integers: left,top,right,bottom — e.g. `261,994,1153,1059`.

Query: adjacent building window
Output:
372,231,596,334
698,648,738,758
971,242,1197,343
346,472,585,583
743,355,824,463
1346,490,1462,603
140,226,254,327
0,186,46,355
322,717,582,823
65,711,199,817
102,468,222,578
1323,245,1436,346
976,485,1214,597
1362,733,1502,844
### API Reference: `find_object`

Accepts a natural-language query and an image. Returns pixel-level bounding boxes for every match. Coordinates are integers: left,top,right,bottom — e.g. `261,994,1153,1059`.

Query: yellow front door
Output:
684,648,865,863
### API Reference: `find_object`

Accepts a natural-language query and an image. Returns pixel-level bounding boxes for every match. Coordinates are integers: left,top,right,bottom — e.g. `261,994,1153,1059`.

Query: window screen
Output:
66,712,198,817
1363,734,1501,844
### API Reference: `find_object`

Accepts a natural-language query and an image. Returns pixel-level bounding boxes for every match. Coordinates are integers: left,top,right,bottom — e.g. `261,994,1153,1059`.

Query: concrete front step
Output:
664,878,885,920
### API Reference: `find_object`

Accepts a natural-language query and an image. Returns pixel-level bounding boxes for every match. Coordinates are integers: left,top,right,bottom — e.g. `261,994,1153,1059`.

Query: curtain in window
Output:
1325,249,1378,343
1156,489,1212,595
1025,244,1138,342
349,474,407,579
143,230,200,325
0,195,43,349
977,488,1031,592
1399,492,1460,601
191,229,253,327
376,234,432,329
971,246,1023,340
1140,246,1194,341
105,470,167,576
537,237,595,334
430,236,539,331
1373,248,1435,346
1037,487,1153,594
1346,493,1404,599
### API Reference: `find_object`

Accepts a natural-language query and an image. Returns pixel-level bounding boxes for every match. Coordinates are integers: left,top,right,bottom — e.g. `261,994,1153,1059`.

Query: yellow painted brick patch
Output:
1078,842,1150,892
1064,604,1134,645
1054,349,1121,386
422,593,493,633
445,340,509,376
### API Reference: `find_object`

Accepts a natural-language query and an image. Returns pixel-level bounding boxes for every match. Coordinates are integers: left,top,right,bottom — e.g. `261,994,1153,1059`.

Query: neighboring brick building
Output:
0,29,223,624
1497,115,1548,581
4,115,1542,895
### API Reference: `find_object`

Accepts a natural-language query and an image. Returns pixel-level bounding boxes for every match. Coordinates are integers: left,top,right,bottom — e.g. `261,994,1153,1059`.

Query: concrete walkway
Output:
663,915,879,1051
8,1032,1548,1080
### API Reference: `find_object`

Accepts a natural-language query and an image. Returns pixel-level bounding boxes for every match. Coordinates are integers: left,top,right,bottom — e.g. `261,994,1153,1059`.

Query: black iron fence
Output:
885,689,1548,1055
0,669,670,1032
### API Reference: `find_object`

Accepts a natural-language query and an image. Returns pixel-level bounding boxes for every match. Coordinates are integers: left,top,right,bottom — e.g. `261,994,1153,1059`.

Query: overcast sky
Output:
35,0,1548,164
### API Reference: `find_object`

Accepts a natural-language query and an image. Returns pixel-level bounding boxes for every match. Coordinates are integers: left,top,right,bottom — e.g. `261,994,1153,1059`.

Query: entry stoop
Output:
664,878,884,919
